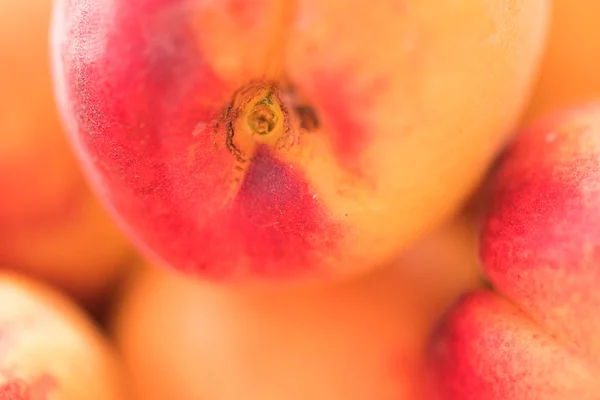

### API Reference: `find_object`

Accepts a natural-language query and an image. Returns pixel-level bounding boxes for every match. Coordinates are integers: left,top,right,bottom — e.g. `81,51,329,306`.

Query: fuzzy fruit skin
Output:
0,272,127,400
482,103,600,360
430,104,600,398
429,291,599,400
51,0,549,282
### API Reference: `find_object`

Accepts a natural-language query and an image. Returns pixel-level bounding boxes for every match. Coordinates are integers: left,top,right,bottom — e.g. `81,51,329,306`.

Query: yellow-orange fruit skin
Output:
112,215,483,400
0,271,127,399
524,0,600,122
0,0,134,305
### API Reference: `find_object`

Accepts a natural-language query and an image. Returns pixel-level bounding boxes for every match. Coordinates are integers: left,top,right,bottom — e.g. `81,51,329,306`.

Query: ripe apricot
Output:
52,0,549,283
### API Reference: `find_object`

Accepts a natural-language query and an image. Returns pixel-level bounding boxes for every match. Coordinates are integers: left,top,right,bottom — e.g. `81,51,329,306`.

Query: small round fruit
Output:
430,103,600,399
0,271,127,399
482,103,600,360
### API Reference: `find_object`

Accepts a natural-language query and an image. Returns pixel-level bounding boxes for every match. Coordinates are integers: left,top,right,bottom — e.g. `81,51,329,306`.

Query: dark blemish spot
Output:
238,146,313,226
233,145,340,275
295,105,320,131
279,80,320,133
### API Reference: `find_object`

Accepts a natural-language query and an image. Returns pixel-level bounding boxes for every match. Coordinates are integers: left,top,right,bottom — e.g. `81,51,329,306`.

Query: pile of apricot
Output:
2,0,600,398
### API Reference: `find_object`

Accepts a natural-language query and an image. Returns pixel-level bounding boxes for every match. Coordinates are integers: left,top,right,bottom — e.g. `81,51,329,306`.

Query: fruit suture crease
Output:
50,0,549,282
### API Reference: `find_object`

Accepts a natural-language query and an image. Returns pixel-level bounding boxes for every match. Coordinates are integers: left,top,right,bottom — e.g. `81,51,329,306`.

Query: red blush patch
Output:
189,146,341,278
310,69,387,177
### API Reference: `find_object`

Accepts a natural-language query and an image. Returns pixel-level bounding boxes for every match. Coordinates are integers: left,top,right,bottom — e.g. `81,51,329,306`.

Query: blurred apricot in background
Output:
112,215,482,400
0,0,135,307
114,265,430,400
0,272,127,399
524,0,600,121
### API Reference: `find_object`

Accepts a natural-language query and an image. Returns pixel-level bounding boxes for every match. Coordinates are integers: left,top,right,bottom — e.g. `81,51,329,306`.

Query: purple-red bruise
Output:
57,0,340,278
189,146,340,278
